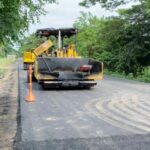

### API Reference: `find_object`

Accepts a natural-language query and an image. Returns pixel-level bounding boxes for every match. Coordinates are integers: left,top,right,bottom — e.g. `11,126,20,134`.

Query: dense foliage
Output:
74,3,150,81
0,0,55,44
19,34,46,54
0,0,55,56
79,0,130,8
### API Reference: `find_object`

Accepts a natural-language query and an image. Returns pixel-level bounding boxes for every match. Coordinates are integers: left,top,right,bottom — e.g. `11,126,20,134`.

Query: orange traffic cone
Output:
26,65,35,102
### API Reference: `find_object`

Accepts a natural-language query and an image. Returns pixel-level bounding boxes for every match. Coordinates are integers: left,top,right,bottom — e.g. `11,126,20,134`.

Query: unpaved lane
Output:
16,61,150,150
0,64,18,150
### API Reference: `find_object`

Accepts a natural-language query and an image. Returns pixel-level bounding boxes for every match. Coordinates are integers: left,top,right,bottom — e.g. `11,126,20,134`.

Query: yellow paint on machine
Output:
23,40,53,65
85,62,104,80
34,40,53,56
23,51,36,64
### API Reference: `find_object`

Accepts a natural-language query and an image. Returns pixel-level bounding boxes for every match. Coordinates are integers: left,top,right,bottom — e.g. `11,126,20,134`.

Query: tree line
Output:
74,0,150,81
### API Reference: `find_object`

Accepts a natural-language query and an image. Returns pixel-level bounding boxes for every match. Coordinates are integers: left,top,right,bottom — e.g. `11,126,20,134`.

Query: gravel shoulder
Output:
0,63,18,149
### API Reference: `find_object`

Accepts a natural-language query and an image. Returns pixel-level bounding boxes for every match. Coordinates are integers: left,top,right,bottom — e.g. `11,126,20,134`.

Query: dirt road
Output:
15,62,150,149
0,64,18,149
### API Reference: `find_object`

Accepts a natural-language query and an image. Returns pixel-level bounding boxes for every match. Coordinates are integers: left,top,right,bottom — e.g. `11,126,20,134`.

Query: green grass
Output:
105,67,150,83
0,57,15,77
0,58,14,66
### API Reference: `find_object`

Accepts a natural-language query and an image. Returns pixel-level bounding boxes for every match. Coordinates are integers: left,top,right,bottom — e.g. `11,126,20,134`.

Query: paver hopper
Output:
34,57,103,88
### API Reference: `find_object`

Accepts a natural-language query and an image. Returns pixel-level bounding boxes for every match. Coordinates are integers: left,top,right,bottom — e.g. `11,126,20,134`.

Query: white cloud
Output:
28,0,137,34
28,0,113,34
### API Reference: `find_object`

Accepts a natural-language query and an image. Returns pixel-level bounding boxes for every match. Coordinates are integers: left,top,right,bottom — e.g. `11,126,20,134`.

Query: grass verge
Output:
105,68,150,83
0,57,15,78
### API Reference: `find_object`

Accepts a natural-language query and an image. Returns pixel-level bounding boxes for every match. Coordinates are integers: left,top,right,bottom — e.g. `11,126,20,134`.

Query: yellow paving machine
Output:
32,28,103,88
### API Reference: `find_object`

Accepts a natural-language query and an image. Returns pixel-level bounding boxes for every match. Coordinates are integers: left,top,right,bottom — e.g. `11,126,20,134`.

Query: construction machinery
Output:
33,28,103,89
23,40,53,70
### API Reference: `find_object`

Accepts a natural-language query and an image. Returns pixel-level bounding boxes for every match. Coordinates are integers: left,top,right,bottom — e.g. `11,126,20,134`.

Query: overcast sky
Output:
28,0,136,34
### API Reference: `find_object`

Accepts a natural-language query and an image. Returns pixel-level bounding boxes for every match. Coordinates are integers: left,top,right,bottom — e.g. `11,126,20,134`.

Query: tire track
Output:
85,90,150,134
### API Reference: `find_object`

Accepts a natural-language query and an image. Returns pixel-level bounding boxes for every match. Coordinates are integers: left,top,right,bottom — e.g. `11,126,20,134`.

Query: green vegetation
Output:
19,34,47,55
80,0,150,10
0,0,56,76
0,58,13,67
0,0,55,44
18,34,56,56
105,67,150,83
0,45,18,57
74,0,150,82
0,0,55,56
0,58,15,77
79,0,130,8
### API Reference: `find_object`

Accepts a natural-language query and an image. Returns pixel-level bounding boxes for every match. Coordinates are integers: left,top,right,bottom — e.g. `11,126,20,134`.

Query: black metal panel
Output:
37,57,102,80
36,28,77,37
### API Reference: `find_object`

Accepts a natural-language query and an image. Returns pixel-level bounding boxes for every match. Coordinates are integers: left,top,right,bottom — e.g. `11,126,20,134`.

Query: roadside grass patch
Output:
105,67,150,83
0,57,15,78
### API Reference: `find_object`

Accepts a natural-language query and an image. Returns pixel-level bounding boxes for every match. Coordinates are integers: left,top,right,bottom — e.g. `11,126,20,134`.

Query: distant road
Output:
15,61,150,150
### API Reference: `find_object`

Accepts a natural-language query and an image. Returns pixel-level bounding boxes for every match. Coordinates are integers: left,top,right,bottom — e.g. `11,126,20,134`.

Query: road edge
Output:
13,61,22,150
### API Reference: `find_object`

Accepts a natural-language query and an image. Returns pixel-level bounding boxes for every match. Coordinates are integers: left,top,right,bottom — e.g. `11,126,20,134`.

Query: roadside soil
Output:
0,63,18,149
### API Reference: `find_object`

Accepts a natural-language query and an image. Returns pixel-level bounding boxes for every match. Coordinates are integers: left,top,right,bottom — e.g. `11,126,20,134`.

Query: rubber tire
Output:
24,64,27,70
32,73,37,82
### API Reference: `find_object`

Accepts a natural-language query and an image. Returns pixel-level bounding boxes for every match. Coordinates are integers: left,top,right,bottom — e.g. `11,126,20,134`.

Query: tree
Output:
74,12,104,57
0,0,55,45
79,0,134,9
19,34,47,55
75,3,150,76
79,0,150,12
78,0,150,77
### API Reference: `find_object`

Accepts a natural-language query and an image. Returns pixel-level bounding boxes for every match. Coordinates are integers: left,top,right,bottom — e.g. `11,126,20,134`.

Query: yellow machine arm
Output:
23,40,53,70
33,40,53,56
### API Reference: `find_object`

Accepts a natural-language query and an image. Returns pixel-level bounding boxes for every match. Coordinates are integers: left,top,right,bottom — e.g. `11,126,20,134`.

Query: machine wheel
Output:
79,85,92,89
85,86,92,89
23,63,27,70
32,73,37,82
42,83,47,90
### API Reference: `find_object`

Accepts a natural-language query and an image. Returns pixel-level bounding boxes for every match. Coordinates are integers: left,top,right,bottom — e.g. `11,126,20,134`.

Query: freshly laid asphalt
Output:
14,61,150,150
